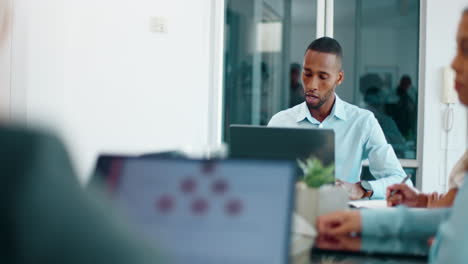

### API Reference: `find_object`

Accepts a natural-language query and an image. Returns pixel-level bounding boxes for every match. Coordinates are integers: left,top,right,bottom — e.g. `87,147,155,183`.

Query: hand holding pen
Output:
388,175,411,197
386,175,427,207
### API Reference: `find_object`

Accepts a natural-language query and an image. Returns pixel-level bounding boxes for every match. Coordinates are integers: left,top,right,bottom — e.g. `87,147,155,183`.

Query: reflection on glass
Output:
290,63,304,107
334,0,420,159
289,0,317,108
223,0,316,142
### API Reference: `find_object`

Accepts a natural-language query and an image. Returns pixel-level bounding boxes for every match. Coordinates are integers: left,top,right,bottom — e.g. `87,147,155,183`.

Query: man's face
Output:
452,14,468,106
302,50,344,109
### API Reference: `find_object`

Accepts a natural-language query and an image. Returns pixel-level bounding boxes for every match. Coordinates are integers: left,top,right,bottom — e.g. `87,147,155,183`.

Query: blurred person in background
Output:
393,75,417,140
289,63,305,107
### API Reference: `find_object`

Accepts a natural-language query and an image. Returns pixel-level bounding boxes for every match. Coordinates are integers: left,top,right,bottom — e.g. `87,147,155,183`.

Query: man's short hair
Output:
306,37,343,67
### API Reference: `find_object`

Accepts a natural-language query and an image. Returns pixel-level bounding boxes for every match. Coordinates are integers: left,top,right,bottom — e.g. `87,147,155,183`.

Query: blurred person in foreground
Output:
316,8,468,263
0,1,160,263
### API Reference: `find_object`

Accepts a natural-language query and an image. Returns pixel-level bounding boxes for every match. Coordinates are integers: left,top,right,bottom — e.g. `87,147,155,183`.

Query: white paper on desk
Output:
290,214,316,258
292,213,317,237
348,199,388,209
290,233,315,256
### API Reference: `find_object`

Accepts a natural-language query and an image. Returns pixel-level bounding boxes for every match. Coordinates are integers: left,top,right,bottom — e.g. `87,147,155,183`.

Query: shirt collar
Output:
333,95,347,121
296,94,347,124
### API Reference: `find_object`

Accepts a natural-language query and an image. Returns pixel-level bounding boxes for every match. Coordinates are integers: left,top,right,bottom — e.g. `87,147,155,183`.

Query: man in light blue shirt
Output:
268,37,408,200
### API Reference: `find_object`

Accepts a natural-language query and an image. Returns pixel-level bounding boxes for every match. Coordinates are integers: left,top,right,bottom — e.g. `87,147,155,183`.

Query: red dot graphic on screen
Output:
180,178,197,194
212,179,229,195
225,199,243,216
191,198,209,215
156,195,175,214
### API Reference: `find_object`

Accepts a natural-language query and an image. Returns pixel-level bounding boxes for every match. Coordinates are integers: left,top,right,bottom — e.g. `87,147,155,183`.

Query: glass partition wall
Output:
223,0,317,140
222,0,420,184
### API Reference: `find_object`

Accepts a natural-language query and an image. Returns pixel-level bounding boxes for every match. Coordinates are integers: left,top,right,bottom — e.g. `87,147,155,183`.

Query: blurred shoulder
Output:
0,125,64,157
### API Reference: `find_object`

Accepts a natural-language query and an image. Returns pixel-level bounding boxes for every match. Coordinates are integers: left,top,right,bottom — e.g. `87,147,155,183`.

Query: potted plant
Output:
295,156,348,225
298,157,335,188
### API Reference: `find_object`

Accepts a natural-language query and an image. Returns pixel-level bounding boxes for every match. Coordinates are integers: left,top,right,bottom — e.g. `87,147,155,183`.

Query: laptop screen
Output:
229,125,335,181
96,157,295,264
229,125,335,166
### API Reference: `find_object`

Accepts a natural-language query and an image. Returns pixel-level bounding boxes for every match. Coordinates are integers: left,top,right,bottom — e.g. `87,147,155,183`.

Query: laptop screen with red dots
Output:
93,156,296,264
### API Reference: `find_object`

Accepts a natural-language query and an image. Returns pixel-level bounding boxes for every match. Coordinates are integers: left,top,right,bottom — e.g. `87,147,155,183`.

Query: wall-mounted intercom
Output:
442,67,457,104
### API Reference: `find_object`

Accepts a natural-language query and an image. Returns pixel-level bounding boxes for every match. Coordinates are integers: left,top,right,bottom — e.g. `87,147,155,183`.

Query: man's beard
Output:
306,88,335,110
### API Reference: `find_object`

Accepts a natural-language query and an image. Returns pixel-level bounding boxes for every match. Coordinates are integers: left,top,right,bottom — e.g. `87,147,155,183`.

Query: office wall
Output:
0,0,11,120
420,0,467,193
9,0,214,182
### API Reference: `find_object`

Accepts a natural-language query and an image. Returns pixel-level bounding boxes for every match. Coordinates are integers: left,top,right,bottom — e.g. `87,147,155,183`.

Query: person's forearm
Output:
427,188,458,208
361,207,451,237
415,193,429,208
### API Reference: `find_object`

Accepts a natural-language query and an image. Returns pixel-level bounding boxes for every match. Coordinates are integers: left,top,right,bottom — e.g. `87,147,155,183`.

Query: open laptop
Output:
229,125,335,177
92,155,296,264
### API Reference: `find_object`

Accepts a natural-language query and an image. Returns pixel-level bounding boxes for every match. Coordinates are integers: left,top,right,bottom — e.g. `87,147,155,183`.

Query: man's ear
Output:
337,70,344,86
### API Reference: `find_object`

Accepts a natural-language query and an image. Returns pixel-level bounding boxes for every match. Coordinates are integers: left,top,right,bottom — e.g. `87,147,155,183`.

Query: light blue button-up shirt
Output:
267,95,408,199
361,175,468,263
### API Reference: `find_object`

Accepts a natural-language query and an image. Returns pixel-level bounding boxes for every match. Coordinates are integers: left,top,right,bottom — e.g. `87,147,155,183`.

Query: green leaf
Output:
298,155,335,188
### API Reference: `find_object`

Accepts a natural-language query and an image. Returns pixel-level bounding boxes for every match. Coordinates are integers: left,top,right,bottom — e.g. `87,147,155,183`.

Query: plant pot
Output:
295,183,349,225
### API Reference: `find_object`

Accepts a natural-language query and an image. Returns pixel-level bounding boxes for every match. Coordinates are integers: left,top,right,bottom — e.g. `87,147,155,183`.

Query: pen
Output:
389,174,411,197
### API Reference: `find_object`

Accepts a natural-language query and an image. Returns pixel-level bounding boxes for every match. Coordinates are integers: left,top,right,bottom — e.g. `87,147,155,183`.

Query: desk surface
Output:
291,234,429,263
